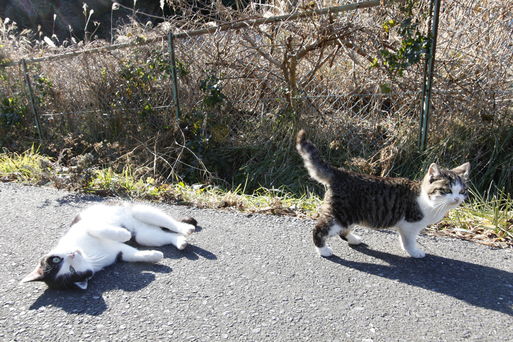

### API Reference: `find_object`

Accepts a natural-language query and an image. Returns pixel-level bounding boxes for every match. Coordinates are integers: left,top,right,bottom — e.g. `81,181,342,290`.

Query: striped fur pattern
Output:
296,130,470,258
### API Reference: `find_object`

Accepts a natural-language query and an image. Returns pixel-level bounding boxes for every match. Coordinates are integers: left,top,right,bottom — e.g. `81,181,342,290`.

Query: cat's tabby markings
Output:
296,129,470,258
21,201,197,290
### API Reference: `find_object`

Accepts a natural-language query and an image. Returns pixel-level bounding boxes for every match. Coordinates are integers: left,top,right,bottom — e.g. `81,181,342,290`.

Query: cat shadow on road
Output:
28,262,168,316
326,244,513,317
163,243,217,261
160,226,217,261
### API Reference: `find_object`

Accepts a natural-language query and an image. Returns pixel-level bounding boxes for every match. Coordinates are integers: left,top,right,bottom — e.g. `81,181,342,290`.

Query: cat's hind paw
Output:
346,233,362,245
179,217,198,227
406,248,426,258
182,225,195,236
179,217,198,235
176,236,188,250
316,246,333,257
176,218,196,235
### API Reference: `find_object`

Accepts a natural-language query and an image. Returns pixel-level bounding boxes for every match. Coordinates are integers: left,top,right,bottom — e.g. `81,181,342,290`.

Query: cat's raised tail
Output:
296,130,336,186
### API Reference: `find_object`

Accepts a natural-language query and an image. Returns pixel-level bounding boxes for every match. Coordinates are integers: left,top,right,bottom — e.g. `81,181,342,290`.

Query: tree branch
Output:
241,31,282,68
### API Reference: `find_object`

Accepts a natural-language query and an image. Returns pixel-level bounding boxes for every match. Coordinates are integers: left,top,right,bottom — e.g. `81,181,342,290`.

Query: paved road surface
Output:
0,182,512,341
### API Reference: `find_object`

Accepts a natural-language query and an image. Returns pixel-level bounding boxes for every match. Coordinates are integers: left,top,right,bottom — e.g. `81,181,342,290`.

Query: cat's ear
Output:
428,163,441,179
20,266,44,283
452,162,470,179
74,280,88,290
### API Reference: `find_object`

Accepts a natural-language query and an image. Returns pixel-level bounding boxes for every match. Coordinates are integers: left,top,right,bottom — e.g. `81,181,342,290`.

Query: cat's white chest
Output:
417,190,456,225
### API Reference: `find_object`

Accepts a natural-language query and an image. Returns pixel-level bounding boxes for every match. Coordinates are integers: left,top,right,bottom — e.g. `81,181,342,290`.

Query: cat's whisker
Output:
432,202,448,217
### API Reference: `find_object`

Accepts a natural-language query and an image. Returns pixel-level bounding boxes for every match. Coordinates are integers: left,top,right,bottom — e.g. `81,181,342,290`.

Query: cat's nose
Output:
454,198,460,203
68,252,75,259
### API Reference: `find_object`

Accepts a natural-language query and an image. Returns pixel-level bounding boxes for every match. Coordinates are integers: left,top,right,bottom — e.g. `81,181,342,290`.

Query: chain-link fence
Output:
1,0,512,192
433,0,513,130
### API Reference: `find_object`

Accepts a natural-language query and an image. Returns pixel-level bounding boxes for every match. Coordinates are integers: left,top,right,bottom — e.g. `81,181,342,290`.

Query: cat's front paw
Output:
406,248,426,258
115,229,132,242
176,236,188,250
140,250,163,263
316,246,333,257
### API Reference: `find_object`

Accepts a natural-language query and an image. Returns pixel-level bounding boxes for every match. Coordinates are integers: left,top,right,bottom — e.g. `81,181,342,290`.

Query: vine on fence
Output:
0,96,25,127
199,70,226,109
372,0,432,76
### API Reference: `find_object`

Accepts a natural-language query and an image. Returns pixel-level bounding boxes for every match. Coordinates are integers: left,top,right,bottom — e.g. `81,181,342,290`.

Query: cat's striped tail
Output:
296,130,335,186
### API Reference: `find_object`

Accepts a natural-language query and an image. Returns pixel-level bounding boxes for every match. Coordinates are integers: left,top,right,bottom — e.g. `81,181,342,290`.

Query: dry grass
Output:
0,1,511,214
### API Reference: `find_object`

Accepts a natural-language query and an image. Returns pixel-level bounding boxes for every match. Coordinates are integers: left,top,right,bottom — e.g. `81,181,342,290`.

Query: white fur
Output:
346,232,363,245
60,202,195,269
316,246,334,257
397,184,465,258
22,202,195,289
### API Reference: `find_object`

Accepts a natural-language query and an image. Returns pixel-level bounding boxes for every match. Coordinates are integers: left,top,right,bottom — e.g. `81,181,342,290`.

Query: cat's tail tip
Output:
296,129,307,146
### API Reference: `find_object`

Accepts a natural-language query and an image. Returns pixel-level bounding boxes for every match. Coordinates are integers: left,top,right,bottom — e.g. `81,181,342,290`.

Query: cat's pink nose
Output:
454,198,460,203
68,252,75,259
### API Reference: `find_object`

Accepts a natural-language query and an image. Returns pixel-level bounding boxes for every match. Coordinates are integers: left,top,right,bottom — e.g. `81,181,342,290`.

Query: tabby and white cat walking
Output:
21,201,197,290
296,130,470,258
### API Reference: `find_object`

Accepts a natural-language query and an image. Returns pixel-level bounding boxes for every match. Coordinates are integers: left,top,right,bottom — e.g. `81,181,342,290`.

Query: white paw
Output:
176,236,188,250
406,248,426,258
316,246,333,257
116,230,132,242
141,251,163,263
183,225,195,236
346,233,362,245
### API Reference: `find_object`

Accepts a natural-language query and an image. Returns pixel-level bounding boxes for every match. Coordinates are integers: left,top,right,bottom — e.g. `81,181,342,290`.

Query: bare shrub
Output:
0,0,511,194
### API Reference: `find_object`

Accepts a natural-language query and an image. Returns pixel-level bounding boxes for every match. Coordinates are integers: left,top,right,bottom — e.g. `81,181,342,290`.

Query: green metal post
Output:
168,32,181,120
21,59,42,140
419,0,441,151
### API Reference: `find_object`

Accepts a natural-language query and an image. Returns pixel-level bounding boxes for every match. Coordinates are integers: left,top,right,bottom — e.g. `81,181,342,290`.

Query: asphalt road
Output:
0,182,512,341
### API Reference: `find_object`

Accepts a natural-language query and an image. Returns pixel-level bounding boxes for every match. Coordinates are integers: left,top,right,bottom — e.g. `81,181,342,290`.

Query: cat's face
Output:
423,162,470,209
21,250,93,290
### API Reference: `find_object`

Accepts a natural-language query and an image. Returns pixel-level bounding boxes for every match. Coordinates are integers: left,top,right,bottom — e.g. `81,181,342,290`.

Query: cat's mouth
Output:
452,197,464,206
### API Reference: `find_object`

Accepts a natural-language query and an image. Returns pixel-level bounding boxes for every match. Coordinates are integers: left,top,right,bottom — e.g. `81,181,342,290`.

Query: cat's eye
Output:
442,189,452,194
460,189,467,195
51,257,62,264
69,266,76,274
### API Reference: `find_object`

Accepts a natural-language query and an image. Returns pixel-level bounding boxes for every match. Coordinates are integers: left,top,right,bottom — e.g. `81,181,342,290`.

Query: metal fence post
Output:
168,32,181,120
21,59,42,140
418,0,441,151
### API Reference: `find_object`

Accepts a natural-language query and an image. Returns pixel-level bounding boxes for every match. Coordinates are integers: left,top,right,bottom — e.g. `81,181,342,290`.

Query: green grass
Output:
0,146,323,215
1,147,511,247
0,146,50,182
